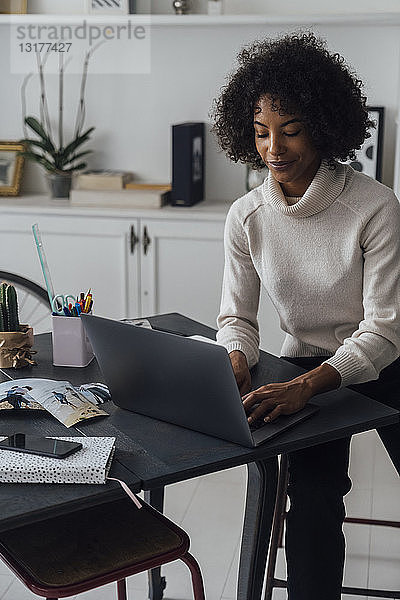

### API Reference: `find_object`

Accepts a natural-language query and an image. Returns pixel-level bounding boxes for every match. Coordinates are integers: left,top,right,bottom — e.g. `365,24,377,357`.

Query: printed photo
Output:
0,379,109,427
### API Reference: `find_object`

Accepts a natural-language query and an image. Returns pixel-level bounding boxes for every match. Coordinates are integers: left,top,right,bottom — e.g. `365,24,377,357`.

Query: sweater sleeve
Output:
324,192,400,386
216,204,261,368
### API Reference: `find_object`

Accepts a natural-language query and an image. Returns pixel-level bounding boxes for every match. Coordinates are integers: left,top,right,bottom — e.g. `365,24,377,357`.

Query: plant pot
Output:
0,325,35,368
46,172,72,199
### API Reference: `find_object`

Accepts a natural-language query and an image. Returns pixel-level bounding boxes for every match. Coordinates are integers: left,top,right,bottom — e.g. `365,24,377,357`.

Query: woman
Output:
212,32,400,600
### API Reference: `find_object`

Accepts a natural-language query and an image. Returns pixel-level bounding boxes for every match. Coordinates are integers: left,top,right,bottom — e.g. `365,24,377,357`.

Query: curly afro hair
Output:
211,31,374,169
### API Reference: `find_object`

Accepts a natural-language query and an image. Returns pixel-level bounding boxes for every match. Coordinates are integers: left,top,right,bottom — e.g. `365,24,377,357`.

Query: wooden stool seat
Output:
0,496,205,600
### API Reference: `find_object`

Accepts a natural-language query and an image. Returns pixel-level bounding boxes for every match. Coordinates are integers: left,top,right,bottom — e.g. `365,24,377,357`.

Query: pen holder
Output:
52,315,94,368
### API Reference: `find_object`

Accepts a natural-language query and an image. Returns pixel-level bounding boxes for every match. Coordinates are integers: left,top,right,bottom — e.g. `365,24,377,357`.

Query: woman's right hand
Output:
229,350,251,395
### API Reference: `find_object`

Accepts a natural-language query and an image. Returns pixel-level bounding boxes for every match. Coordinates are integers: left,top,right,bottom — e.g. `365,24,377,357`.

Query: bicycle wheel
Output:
0,271,51,334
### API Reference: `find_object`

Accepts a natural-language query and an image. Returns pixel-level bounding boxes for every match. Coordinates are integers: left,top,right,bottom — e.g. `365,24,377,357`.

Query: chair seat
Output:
0,497,186,589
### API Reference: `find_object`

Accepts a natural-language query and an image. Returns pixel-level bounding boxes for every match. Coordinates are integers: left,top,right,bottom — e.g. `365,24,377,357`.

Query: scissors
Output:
52,294,77,315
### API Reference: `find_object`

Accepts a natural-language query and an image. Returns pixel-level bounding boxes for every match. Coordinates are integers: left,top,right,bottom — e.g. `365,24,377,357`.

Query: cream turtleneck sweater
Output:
216,160,400,387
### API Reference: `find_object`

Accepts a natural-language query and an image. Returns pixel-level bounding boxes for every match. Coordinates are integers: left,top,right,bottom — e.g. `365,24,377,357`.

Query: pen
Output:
75,302,81,316
63,306,71,317
84,293,92,313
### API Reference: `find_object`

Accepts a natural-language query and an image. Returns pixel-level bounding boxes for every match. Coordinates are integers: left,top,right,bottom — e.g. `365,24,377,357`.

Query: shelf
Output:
0,194,230,220
1,13,400,26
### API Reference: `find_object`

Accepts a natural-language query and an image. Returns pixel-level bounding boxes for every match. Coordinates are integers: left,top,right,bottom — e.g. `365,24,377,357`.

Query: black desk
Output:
0,313,398,600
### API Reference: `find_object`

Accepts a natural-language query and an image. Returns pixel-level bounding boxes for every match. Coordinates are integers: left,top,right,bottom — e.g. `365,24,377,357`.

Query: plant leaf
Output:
59,127,95,162
62,150,92,166
25,117,55,152
18,150,55,172
52,150,66,170
63,162,87,172
20,138,54,154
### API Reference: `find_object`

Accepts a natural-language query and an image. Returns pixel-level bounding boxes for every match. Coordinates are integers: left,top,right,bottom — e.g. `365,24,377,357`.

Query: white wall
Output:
0,10,399,197
225,0,400,14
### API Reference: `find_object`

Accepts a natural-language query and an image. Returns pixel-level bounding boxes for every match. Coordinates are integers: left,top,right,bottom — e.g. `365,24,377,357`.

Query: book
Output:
0,436,115,484
0,379,109,428
70,189,171,209
75,170,134,191
125,183,171,192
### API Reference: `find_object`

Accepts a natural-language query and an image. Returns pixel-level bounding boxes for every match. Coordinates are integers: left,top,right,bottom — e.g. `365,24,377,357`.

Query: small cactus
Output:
0,303,6,332
6,285,20,332
0,283,20,332
0,283,8,331
0,283,6,307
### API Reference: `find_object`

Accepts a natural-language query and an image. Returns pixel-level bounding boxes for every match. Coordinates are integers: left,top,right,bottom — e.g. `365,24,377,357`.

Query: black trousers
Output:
283,356,400,600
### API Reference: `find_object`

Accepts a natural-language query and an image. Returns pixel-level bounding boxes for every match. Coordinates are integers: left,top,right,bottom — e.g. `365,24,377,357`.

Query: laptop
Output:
81,314,319,448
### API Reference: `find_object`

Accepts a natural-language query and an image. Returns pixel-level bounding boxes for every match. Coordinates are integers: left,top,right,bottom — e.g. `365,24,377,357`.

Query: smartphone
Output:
0,433,83,459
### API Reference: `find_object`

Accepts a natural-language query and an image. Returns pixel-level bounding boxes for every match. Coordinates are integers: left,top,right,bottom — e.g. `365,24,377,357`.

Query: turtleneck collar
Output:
263,159,347,218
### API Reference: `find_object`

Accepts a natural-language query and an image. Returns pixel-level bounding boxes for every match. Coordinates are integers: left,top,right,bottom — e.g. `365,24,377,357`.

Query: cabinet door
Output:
0,214,140,322
140,218,225,328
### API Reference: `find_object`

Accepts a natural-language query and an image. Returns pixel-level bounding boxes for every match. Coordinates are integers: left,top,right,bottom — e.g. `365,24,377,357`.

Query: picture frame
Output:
345,106,384,182
85,0,131,15
0,0,27,14
0,142,24,196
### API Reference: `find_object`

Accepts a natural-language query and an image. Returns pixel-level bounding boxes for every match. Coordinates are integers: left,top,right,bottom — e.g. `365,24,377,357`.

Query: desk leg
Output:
237,458,279,600
144,487,167,600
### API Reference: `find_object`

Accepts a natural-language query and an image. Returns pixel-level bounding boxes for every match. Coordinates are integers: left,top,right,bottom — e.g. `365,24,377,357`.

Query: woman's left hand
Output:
242,363,341,424
242,379,312,424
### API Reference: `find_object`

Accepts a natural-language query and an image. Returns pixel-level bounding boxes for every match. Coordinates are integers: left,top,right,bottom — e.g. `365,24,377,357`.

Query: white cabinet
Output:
0,196,284,355
0,198,227,330
138,216,284,352
0,212,140,321
140,218,225,327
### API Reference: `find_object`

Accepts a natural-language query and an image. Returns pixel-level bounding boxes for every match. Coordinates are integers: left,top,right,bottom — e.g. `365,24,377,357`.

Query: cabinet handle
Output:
130,225,139,254
143,226,151,255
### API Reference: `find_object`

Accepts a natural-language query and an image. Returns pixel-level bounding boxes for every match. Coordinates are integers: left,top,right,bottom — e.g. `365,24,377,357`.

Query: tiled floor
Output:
0,430,399,599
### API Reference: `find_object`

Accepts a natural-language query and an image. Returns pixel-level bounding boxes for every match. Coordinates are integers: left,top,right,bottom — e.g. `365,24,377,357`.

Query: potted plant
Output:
0,283,35,369
20,50,96,198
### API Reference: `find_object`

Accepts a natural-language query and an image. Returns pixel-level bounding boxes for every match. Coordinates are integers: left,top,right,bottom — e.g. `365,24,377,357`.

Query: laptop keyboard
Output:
248,402,270,431
249,418,268,432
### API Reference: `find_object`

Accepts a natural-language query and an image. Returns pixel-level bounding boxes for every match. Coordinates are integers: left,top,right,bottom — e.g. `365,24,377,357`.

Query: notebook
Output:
0,436,115,484
81,314,319,448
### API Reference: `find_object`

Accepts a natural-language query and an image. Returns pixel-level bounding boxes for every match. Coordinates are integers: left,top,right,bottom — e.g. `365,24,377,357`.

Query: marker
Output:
75,302,81,316
63,306,71,317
